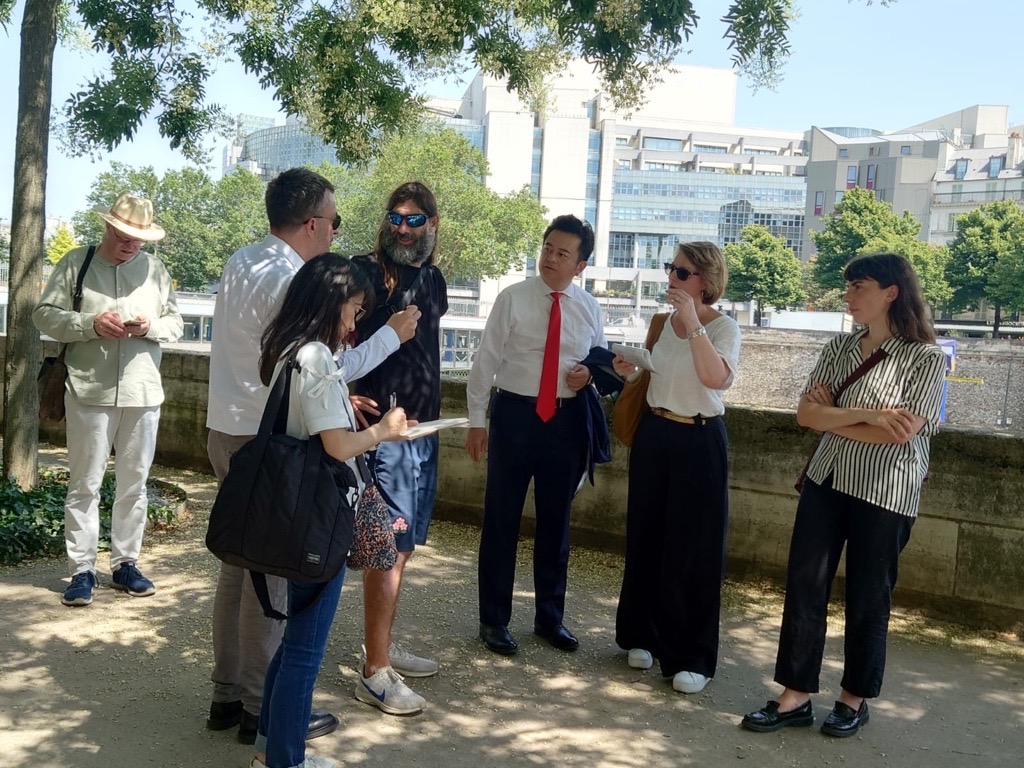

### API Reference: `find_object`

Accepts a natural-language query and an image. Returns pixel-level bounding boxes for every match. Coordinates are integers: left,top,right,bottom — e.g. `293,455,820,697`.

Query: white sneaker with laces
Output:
627,648,654,670
251,757,335,768
355,665,426,715
672,671,710,694
387,640,439,678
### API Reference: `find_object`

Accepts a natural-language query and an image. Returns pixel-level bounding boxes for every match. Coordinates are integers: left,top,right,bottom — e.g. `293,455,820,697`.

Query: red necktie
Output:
537,291,562,422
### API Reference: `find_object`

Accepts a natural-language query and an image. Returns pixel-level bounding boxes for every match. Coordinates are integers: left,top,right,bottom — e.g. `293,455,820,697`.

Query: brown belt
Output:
651,407,718,426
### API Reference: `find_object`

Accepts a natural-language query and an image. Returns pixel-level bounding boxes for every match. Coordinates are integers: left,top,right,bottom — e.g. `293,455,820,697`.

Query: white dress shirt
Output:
207,234,398,435
467,277,606,427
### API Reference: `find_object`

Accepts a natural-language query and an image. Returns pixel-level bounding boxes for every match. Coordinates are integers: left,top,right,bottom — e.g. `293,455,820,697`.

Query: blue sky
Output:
1,0,1021,223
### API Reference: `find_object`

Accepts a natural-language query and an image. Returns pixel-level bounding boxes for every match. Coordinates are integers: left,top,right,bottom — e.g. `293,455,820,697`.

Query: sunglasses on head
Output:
664,263,699,281
387,211,429,228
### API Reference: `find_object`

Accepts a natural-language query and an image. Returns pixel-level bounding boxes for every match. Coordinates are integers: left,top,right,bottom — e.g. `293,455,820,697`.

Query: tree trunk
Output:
993,302,1002,340
3,0,59,488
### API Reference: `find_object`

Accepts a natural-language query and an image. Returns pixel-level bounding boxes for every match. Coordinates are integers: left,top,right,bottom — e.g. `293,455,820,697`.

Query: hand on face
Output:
666,287,698,324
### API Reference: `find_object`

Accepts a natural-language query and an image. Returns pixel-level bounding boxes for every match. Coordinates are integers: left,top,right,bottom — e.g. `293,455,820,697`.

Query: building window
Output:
747,148,779,156
839,148,849,158
948,214,958,233
615,136,630,147
951,183,963,203
835,190,845,206
989,156,1004,178
869,146,879,156
692,143,728,154
900,145,912,155
814,191,824,215
642,137,682,151
954,158,968,181
875,189,884,201
866,164,876,190
846,165,858,189
617,159,631,170
644,162,681,172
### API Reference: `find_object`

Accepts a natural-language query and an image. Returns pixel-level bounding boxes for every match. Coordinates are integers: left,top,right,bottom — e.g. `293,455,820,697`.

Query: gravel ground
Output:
1,450,1022,768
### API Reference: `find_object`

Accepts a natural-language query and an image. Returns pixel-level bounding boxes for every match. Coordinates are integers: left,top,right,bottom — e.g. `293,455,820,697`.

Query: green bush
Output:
0,468,182,566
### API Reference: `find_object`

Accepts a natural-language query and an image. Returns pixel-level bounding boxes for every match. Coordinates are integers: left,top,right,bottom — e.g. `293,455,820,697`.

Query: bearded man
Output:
349,182,448,715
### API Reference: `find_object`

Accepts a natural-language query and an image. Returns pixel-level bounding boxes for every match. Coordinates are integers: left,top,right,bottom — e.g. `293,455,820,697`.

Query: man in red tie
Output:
466,215,606,655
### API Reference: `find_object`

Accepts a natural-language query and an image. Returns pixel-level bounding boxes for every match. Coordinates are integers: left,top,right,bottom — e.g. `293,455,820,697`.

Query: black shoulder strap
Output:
72,246,97,312
386,266,427,313
834,347,888,402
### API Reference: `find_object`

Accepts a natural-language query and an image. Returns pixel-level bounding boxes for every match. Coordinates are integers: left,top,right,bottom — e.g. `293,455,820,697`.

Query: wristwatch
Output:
687,325,707,340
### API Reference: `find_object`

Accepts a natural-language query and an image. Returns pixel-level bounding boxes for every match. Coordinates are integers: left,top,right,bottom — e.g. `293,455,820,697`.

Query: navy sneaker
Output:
111,562,156,597
62,571,98,606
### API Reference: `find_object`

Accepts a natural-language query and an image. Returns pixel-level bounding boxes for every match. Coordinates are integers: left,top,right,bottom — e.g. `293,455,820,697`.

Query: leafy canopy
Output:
55,0,807,164
811,186,951,307
724,224,804,312
946,199,1024,313
45,222,79,265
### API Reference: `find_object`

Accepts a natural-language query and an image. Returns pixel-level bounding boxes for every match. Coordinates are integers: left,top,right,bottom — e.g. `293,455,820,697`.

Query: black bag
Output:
38,246,96,423
205,360,358,619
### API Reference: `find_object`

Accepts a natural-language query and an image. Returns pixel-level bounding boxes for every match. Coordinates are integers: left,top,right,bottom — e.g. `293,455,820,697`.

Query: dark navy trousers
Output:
478,392,588,629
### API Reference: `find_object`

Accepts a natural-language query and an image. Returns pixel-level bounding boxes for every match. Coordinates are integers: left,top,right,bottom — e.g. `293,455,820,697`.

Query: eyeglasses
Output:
308,214,342,230
354,304,366,322
112,231,144,246
386,211,429,228
664,263,700,281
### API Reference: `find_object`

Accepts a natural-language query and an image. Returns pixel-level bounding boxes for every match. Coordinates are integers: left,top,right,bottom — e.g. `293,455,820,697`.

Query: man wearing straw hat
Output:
34,193,183,608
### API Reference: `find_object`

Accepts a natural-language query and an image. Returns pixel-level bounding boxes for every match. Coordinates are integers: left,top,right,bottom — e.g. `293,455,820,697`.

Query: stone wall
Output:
16,338,1024,631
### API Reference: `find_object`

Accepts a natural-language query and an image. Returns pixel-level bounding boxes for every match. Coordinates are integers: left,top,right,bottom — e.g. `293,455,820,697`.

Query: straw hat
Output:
94,193,166,242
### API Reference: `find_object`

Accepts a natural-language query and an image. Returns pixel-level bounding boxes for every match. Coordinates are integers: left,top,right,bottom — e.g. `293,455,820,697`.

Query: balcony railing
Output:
932,191,1024,206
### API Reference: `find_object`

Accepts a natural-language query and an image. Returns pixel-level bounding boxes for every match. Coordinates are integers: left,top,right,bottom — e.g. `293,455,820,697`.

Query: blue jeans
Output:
254,566,345,768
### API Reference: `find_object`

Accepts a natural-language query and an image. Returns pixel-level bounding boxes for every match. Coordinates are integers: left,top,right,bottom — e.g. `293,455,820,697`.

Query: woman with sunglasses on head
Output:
741,253,946,739
250,253,411,768
612,241,741,695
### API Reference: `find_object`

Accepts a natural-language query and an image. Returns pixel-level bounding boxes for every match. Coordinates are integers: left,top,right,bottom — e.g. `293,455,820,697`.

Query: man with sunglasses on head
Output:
466,214,605,656
349,181,448,716
204,168,420,745
34,193,183,608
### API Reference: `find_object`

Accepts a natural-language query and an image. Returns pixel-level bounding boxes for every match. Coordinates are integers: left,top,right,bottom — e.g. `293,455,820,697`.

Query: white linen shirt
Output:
467,277,606,428
207,234,397,435
647,314,742,418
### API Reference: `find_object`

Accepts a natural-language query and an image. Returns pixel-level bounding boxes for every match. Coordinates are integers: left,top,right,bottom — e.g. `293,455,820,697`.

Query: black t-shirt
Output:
351,253,448,423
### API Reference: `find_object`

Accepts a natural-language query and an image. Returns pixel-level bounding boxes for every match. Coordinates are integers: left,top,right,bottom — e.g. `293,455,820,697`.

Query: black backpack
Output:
205,359,358,619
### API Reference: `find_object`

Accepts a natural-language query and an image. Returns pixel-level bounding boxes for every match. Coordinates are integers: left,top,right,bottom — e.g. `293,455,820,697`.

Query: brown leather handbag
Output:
612,313,669,447
38,246,95,423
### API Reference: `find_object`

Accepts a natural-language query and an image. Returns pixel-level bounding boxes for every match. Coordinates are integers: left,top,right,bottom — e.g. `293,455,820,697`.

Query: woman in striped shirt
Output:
741,253,946,738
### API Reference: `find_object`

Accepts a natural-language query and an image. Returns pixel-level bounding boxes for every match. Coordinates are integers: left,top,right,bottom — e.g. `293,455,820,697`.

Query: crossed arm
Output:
797,382,926,445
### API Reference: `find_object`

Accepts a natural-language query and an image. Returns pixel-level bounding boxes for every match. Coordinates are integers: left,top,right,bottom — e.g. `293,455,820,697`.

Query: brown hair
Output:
372,181,439,293
677,241,728,305
843,253,935,344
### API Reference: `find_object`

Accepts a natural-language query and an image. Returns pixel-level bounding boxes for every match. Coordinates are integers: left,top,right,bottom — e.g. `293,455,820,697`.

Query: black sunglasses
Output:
309,214,342,230
664,263,699,281
387,211,429,228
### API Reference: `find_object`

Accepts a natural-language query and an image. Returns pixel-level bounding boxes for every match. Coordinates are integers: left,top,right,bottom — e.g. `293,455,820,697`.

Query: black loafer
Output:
821,700,869,738
237,710,339,745
480,623,518,655
534,623,579,652
741,699,814,733
206,699,243,730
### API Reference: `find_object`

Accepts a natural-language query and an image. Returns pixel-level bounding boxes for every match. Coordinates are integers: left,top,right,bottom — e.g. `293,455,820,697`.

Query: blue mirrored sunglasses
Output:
387,211,429,228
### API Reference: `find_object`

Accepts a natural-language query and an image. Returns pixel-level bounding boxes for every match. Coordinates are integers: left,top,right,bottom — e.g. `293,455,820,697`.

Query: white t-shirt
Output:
646,314,742,418
270,341,364,504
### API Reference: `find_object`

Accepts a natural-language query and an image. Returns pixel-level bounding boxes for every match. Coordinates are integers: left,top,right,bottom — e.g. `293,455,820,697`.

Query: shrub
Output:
0,468,183,566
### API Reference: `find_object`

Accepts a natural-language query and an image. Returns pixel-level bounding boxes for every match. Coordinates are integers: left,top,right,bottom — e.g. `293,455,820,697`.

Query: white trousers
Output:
64,391,161,575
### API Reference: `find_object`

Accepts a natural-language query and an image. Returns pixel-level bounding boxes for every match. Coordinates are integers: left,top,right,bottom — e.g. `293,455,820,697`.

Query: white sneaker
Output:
386,641,439,678
672,671,711,694
627,648,654,670
252,758,336,768
355,665,426,715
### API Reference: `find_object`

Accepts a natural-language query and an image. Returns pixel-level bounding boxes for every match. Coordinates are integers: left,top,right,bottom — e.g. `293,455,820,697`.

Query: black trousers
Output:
774,477,915,699
615,410,730,678
478,392,588,629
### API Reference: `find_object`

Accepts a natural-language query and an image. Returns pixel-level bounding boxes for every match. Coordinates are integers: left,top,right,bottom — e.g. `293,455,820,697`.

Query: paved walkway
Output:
1,450,1022,768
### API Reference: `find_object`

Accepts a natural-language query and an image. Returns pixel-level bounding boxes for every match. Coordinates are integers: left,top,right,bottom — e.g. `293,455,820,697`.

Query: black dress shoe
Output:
533,623,579,652
741,699,814,733
237,710,339,745
820,700,869,738
206,699,243,730
480,623,518,655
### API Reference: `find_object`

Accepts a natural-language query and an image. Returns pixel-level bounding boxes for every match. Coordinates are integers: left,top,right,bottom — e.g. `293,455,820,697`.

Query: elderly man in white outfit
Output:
33,193,183,607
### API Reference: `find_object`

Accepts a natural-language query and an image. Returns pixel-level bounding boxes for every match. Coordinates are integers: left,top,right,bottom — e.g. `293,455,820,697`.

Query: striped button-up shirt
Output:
804,330,947,517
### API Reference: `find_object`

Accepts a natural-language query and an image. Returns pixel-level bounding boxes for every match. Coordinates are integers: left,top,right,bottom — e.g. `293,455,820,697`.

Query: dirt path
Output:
1,453,1022,768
